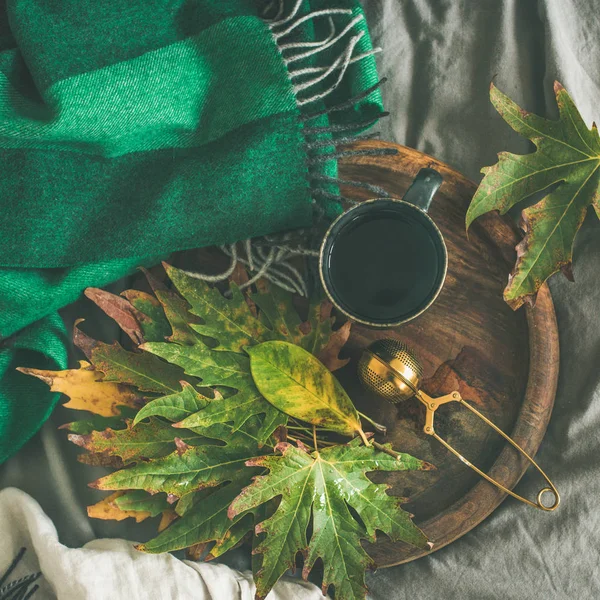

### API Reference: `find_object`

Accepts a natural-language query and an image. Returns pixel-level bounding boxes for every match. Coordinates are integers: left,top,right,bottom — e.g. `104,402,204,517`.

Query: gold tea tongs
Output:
358,339,560,511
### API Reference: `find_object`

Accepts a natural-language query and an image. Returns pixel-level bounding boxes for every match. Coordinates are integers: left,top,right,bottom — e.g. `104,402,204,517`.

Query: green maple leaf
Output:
146,271,207,346
165,263,275,352
141,339,251,389
133,381,209,425
138,482,253,554
90,339,189,394
68,418,205,465
132,384,277,452
141,340,284,444
114,490,171,517
91,421,267,498
174,490,204,517
132,375,285,447
171,383,279,437
466,82,600,308
229,441,429,600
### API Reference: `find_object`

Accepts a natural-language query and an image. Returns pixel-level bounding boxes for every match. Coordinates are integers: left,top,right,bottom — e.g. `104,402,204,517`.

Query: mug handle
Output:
402,168,443,212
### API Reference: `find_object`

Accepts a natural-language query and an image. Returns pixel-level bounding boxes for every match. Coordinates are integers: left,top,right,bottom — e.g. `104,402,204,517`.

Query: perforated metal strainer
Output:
358,339,423,403
358,338,561,511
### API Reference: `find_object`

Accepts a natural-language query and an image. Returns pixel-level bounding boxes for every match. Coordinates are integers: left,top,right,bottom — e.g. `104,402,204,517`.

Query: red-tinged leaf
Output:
133,382,210,426
78,452,125,469
73,319,98,359
85,287,146,345
139,267,168,292
69,418,205,464
317,320,352,371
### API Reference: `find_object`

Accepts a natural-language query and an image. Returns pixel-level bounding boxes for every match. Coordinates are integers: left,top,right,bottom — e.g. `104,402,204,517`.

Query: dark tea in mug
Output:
325,209,441,322
320,195,447,328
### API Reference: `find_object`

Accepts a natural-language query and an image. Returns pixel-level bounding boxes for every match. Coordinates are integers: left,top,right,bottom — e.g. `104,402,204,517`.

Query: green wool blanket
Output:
0,0,384,463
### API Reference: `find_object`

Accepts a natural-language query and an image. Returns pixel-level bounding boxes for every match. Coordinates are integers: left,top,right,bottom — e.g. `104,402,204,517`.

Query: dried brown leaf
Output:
317,321,352,372
85,287,146,345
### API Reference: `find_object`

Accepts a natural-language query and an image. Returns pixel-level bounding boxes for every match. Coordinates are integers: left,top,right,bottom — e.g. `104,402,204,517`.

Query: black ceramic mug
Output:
319,168,447,328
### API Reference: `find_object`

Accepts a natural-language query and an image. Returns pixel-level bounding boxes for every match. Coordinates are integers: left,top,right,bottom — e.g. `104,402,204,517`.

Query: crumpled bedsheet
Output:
2,1,600,598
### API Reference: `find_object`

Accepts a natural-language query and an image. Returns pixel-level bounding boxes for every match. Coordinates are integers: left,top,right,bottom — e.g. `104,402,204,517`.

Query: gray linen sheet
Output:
2,1,600,598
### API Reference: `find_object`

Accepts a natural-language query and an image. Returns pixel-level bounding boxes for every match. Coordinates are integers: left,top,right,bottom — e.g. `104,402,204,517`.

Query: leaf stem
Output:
357,428,370,447
313,425,318,453
292,432,317,444
287,432,336,449
372,441,402,461
358,411,387,434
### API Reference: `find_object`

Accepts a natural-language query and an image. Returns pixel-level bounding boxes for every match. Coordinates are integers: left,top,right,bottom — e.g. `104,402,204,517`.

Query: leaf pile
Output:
467,82,600,309
21,263,429,600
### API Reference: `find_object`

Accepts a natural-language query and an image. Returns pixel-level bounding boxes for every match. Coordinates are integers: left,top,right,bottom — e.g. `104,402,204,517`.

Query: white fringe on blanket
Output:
183,0,391,296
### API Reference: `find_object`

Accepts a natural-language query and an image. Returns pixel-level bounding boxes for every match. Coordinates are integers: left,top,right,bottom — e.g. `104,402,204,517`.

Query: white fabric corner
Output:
0,487,328,600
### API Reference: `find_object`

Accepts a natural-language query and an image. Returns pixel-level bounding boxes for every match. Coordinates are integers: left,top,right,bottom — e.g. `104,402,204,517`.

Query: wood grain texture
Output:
334,141,559,567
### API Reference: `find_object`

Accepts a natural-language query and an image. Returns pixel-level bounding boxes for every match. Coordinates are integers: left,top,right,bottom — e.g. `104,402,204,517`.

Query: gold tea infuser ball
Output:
358,339,560,511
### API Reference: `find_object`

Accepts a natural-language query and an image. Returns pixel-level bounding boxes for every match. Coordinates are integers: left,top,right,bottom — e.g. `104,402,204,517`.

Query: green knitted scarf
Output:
0,0,385,463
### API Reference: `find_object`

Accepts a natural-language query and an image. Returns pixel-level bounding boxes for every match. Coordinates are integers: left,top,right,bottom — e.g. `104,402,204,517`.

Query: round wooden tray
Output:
335,141,559,567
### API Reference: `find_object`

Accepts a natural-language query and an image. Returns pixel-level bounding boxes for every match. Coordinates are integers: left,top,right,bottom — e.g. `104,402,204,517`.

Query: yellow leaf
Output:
158,510,178,532
18,360,141,416
87,492,151,523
